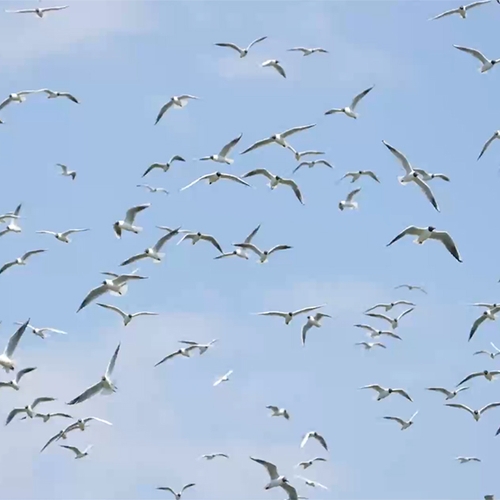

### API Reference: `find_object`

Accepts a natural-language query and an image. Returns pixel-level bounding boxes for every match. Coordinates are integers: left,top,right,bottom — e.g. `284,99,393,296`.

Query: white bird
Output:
0,320,29,373
395,284,427,294
355,341,387,350
180,171,250,191
457,369,500,386
198,134,242,164
178,339,218,355
454,45,500,73
429,1,491,20
365,308,415,329
60,445,92,459
414,168,450,182
295,458,327,470
0,91,39,111
340,170,380,183
156,484,196,499
288,47,328,56
478,131,500,160
446,402,500,421
301,431,329,451
293,159,333,174
142,155,185,177
354,324,403,340
383,411,419,430
36,228,89,243
266,405,290,420
426,386,469,400
0,249,46,275
255,305,325,325
365,301,416,313
382,141,440,211
289,149,325,161
295,476,329,490
199,453,229,460
262,59,287,78
176,231,224,254
213,370,233,387
240,125,315,155
250,457,293,491
14,321,67,340
214,36,267,57
136,184,169,195
77,271,147,312
215,224,261,260
154,346,199,367
325,86,374,119
120,227,181,266
32,412,72,423
474,342,500,359
6,397,55,425
456,456,481,464
35,89,78,103
113,203,150,238
57,163,77,180
0,202,22,237
338,187,361,211
67,343,121,405
242,168,304,204
361,384,413,402
469,306,500,341
301,313,332,345
155,95,199,125
387,226,462,263
233,242,292,263
97,304,158,326
5,6,68,17
0,367,36,391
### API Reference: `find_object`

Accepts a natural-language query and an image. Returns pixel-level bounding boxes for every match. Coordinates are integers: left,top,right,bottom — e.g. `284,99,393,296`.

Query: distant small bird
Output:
469,306,500,341
199,453,229,460
338,187,361,211
0,320,29,372
426,386,469,400
57,163,77,180
365,308,415,329
301,431,328,451
178,339,218,355
176,230,224,254
446,402,500,421
295,476,329,490
340,170,380,183
255,305,325,325
15,321,67,339
136,184,168,195
301,313,332,345
0,367,36,391
240,125,315,155
365,301,415,313
383,411,418,430
456,456,481,464
97,304,158,326
293,159,333,174
242,168,304,204
156,484,195,499
478,130,500,160
457,369,500,386
36,89,78,103
325,86,374,119
361,384,413,402
213,370,233,387
262,59,286,78
474,342,500,359
214,36,267,58
180,171,250,191
198,134,242,164
394,284,427,294
266,405,290,420
154,346,198,367
0,249,46,275
288,47,328,56
234,242,292,263
60,445,92,459
354,324,402,341
113,203,150,238
36,228,89,243
6,397,56,425
429,1,491,20
355,341,386,350
155,95,199,125
5,6,68,17
454,44,500,73
142,155,185,177
295,457,327,470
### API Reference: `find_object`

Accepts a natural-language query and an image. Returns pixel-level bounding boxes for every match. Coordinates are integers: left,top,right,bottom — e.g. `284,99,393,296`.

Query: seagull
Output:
262,59,286,78
301,313,332,345
136,185,169,195
0,203,22,236
142,155,185,177
242,169,304,204
199,453,229,460
365,301,416,313
295,476,329,490
354,324,403,340
289,149,325,161
215,224,261,260
0,320,29,373
266,405,290,420
176,231,223,253
293,159,333,174
457,370,500,386
60,445,92,459
214,36,267,57
156,484,195,499
198,134,242,164
361,384,413,402
155,95,199,125
478,131,500,160
15,322,67,340
120,227,181,266
180,171,250,191
474,342,500,359
0,249,46,275
240,125,315,155
113,203,150,238
445,402,500,421
355,341,387,350
429,1,491,20
178,339,218,355
383,411,419,430
77,271,147,312
233,242,292,263
338,187,361,211
97,304,158,326
382,141,440,211
301,431,328,451
426,387,469,400
395,284,427,294
67,343,121,405
365,308,415,329
250,457,293,491
453,45,500,73
35,89,78,103
0,367,36,391
414,169,450,182
57,163,77,180
456,456,481,464
255,305,325,325
32,412,72,423
154,346,199,367
340,170,380,183
5,6,68,17
288,47,328,56
387,226,462,262
325,86,374,119
0,91,38,111
213,370,233,387
471,302,500,309
36,228,89,243
295,458,327,470
6,397,56,425
469,306,500,341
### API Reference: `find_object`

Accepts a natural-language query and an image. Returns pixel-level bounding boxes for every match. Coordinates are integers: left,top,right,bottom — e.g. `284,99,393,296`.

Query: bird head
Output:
388,389,393,393
338,202,344,211
427,226,435,232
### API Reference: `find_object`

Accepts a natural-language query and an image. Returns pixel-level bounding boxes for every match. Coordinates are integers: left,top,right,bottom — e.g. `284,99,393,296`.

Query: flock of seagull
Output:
2,1,500,499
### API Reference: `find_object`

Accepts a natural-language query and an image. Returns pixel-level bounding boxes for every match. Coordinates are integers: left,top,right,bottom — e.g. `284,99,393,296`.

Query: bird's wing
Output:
124,204,150,224
473,350,489,356
97,303,127,320
355,324,377,333
156,487,176,494
40,431,64,453
325,108,344,115
5,8,37,13
430,230,462,262
180,174,212,191
242,168,274,180
234,242,263,256
155,100,174,124
454,45,489,64
219,133,243,157
120,252,149,266
214,42,243,54
154,351,181,367
243,224,261,244
280,178,304,204
181,484,196,493
23,249,46,261
63,228,89,237
43,6,69,12
240,137,275,155
247,36,268,49
429,8,459,20
382,140,413,174
346,187,361,202
5,408,24,426
397,308,415,321
60,445,82,456
77,284,108,312
170,155,185,164
250,457,279,479
105,343,121,378
178,94,199,101
153,227,181,251
280,482,299,500
85,416,113,426
0,260,17,275
386,226,423,246
314,433,328,450
113,273,147,286
198,234,223,253
412,176,440,211
492,342,500,352
32,397,56,408
0,97,13,111
281,124,316,138
288,47,308,52
426,387,450,396
67,381,104,405
350,86,374,110
384,416,406,425
5,319,29,357
268,244,292,255
293,305,324,316
301,322,313,345
316,160,334,168
273,62,286,78
457,372,481,386
365,312,393,324
257,311,287,318
59,92,78,103
133,312,158,318
478,132,498,160
36,230,57,236
394,389,413,401
446,403,474,415
219,173,251,186
16,367,36,383
480,402,500,414
266,405,279,411
466,0,491,8
50,413,73,419
365,170,380,182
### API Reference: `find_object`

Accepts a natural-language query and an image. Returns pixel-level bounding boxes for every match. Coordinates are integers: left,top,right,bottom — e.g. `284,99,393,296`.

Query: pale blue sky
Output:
1,0,500,498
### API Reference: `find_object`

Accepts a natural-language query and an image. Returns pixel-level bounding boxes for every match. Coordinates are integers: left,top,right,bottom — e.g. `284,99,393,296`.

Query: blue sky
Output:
1,0,500,498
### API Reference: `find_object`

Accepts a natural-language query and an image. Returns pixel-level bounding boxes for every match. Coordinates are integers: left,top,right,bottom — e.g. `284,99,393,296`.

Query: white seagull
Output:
262,59,287,78
0,249,46,275
426,386,469,400
142,155,185,177
0,91,38,111
213,370,233,387
215,224,261,260
32,412,72,423
456,456,481,464
176,230,223,254
395,284,427,294
0,202,22,237
295,457,327,470
156,484,196,499
5,6,68,17
355,341,387,350
430,1,491,20
468,306,500,341
361,384,413,402
340,170,380,183
198,134,242,164
255,305,325,325
178,339,218,355
325,86,374,119
301,431,329,451
457,369,500,386
414,168,450,182
446,402,500,421
382,140,440,211
266,405,290,420
154,346,199,367
365,308,415,329
0,367,36,391
354,324,402,340
250,457,295,492
383,411,419,430
242,168,304,204
67,343,121,405
60,445,92,459
36,228,89,243
288,47,328,56
6,397,55,425
155,95,199,125
365,301,415,313
301,313,332,345
57,163,77,180
233,242,292,263
36,89,78,103
199,453,229,460
293,159,333,174
180,171,250,191
474,342,500,359
478,131,500,160
338,187,361,211
113,203,150,238
289,149,325,161
97,304,158,326
387,226,462,263
454,45,500,73
0,320,29,373
136,184,169,195
15,321,67,340
295,476,329,490
214,36,267,57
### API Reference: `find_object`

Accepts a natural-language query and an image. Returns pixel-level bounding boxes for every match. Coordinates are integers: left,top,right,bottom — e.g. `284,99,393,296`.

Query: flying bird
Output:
154,346,199,367
338,187,361,211
426,386,469,400
395,284,427,294
456,456,481,464
215,224,261,260
457,369,500,386
5,6,68,17
156,484,195,499
445,402,500,421
57,163,77,180
67,343,121,405
240,125,315,155
155,95,199,125
6,397,55,425
453,45,500,73
233,242,292,263
478,130,500,160
176,231,224,254
198,134,242,164
301,313,332,345
36,228,89,243
288,47,328,56
295,457,327,470
242,168,304,204
250,457,295,492
113,203,150,238
365,301,415,313
340,170,380,183
429,1,491,20
35,89,78,103
214,36,267,57
295,476,329,490
255,305,325,325
361,384,413,402
325,86,374,119
301,431,328,451
293,159,333,174
180,172,250,191
213,370,233,387
97,304,158,326
355,341,387,350
365,308,415,329
262,59,287,78
199,453,229,460
354,324,402,340
178,339,218,355
0,320,29,372
15,321,67,340
474,342,500,359
0,367,36,391
469,306,500,341
266,405,290,420
60,445,92,459
136,184,169,195
142,155,185,177
383,411,419,430
0,249,46,275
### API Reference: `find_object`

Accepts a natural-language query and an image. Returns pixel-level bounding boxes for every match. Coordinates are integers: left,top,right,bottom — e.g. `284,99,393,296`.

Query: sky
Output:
0,0,500,498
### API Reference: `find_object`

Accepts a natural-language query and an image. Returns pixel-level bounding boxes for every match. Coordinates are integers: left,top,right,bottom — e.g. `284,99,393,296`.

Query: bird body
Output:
0,320,29,372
